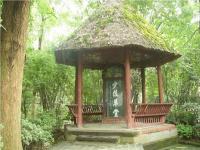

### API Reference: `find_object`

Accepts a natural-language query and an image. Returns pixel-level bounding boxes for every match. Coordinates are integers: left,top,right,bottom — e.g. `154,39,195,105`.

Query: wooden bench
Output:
131,103,173,125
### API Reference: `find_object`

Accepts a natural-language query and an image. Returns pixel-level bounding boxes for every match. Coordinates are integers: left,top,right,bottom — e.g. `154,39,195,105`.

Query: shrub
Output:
176,111,197,125
182,102,200,123
22,119,53,150
166,111,198,125
193,124,200,139
166,102,199,126
32,111,57,131
166,111,177,124
177,124,193,139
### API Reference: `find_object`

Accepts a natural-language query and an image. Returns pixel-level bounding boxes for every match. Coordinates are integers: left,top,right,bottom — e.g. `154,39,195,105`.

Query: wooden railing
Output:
67,104,103,115
131,103,173,126
82,104,103,115
67,103,172,126
67,104,103,123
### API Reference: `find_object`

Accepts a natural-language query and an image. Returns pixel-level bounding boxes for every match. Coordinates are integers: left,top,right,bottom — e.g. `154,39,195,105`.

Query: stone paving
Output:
49,142,200,150
160,144,200,150
49,142,144,150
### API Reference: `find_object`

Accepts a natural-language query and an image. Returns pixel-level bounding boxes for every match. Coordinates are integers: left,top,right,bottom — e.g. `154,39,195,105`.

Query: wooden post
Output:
75,53,83,127
124,50,133,128
102,70,106,118
74,64,78,125
157,66,164,103
141,68,146,104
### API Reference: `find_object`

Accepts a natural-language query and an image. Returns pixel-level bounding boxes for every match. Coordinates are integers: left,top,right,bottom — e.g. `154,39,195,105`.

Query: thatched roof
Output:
55,1,180,69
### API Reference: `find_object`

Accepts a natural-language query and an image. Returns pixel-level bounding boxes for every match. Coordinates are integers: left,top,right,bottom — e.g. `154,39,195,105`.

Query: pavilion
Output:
55,1,181,130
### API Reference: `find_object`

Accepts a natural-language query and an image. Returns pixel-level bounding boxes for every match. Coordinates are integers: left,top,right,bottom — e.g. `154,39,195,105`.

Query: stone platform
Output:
64,123,177,149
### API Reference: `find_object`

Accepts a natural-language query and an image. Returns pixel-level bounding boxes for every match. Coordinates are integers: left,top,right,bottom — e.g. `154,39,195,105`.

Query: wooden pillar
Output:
124,50,133,128
102,70,106,117
141,68,146,104
157,66,164,103
75,53,83,127
74,70,78,125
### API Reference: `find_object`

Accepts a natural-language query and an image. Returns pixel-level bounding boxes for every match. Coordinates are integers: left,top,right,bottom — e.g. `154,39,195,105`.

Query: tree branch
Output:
183,28,199,47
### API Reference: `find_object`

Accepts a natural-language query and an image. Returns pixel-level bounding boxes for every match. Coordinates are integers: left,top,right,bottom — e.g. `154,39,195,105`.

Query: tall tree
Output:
0,1,30,150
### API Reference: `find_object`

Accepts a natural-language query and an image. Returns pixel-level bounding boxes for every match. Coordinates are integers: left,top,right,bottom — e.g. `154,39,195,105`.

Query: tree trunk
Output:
31,92,37,119
0,1,30,150
38,16,44,50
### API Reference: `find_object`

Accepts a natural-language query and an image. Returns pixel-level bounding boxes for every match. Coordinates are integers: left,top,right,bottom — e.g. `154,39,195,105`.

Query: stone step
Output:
66,128,139,137
76,135,120,143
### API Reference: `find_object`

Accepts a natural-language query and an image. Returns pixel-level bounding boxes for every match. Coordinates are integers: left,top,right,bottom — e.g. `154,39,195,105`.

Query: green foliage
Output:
21,110,69,149
125,0,200,105
166,103,199,125
31,111,57,131
22,49,74,113
132,69,142,103
22,118,53,149
22,49,74,141
182,102,200,123
177,124,193,139
125,0,200,104
83,69,102,104
177,124,200,140
28,0,57,49
36,0,54,16
176,111,197,125
146,68,159,102
193,124,200,139
21,49,73,146
167,102,200,140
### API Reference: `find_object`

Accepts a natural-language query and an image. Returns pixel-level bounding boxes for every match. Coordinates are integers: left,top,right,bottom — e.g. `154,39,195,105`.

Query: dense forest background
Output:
0,0,200,149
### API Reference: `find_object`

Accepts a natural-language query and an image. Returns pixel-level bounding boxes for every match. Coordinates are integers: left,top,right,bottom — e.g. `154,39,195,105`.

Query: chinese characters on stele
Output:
112,81,120,117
